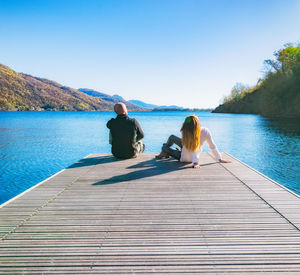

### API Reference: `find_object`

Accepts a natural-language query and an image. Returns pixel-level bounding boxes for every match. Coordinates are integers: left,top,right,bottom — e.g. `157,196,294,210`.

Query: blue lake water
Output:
0,111,299,204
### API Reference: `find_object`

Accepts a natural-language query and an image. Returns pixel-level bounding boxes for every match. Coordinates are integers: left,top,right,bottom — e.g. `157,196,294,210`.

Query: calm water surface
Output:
0,111,299,204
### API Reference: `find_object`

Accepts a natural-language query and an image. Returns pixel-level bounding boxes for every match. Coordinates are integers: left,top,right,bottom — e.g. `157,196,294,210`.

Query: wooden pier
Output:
1,153,300,274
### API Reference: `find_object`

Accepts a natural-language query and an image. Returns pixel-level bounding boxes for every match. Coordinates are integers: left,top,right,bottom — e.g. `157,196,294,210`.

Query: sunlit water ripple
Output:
0,111,299,204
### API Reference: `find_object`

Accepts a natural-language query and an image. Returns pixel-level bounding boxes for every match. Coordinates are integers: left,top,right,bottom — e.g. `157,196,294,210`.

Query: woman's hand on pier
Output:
192,163,201,168
219,159,232,163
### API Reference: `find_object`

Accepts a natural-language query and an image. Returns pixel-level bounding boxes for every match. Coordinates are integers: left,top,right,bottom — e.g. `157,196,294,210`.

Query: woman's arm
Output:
190,151,200,168
193,162,200,168
204,128,231,163
219,159,231,163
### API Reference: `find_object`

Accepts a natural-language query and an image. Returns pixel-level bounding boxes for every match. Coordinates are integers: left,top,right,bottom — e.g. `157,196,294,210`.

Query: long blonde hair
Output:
181,115,201,152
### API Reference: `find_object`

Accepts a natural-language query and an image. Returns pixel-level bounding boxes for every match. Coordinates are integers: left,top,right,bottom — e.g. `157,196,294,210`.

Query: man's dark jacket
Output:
106,114,144,159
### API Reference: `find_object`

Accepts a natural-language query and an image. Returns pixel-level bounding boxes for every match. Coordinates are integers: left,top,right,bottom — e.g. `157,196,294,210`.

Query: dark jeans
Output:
161,135,182,160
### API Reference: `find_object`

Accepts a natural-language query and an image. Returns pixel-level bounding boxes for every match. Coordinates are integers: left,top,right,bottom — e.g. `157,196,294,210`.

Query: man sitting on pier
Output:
107,103,145,159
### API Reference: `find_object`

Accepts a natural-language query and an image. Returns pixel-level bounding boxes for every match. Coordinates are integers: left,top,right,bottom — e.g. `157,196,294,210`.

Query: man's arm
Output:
106,120,111,129
109,131,112,145
134,119,144,141
107,119,112,144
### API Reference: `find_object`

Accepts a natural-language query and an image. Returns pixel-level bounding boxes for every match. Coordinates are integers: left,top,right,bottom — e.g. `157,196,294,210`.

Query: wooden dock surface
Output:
1,153,300,274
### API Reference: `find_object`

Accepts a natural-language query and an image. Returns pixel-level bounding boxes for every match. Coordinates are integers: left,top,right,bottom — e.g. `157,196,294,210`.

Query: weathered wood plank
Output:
0,153,299,273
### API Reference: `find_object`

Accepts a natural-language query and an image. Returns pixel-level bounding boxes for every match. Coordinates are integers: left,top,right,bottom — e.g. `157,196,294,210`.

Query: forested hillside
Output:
213,44,300,117
0,64,142,111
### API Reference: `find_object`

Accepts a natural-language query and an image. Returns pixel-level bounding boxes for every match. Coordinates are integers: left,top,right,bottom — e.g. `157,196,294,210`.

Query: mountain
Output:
128,99,183,110
80,90,184,110
112,94,125,100
0,64,117,111
128,100,158,110
78,89,141,110
0,64,143,111
77,88,120,103
157,105,184,110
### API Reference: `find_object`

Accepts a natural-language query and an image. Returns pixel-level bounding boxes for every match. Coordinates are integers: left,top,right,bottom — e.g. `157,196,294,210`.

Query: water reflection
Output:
238,116,300,194
264,117,300,136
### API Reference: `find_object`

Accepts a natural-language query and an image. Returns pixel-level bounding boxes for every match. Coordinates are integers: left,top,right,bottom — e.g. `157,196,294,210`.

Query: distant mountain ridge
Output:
78,88,119,103
128,99,183,110
112,94,125,100
128,100,158,109
78,89,141,110
79,89,185,110
0,63,188,112
0,64,142,111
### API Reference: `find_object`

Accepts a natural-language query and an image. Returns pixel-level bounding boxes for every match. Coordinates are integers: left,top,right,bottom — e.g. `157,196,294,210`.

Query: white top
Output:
180,127,221,163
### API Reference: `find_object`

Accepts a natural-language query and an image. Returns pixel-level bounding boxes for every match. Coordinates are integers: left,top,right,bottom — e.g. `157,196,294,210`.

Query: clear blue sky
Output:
1,0,299,108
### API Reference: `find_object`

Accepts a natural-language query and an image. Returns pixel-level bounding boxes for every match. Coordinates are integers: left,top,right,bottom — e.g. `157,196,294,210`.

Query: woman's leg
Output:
162,143,181,160
156,135,182,160
165,135,182,148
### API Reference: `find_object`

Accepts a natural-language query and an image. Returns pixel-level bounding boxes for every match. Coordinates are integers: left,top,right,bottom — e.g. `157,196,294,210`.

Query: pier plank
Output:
0,153,299,274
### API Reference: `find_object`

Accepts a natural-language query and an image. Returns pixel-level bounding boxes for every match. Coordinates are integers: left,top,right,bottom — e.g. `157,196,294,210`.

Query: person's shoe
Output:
155,152,170,159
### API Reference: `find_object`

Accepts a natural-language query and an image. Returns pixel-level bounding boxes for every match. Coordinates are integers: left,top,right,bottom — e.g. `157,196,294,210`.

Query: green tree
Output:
223,83,250,103
215,42,300,117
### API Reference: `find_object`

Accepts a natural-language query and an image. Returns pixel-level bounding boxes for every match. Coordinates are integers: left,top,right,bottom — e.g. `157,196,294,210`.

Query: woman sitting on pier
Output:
156,115,231,168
